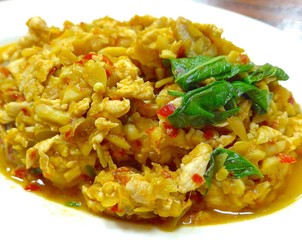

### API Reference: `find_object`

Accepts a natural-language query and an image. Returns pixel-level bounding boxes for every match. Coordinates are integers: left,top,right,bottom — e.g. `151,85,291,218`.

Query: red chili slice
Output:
14,168,27,179
239,54,249,64
82,53,96,61
192,173,204,184
157,104,176,118
24,183,40,192
0,66,10,77
277,153,297,164
163,122,179,138
203,129,214,140
110,204,120,212
288,95,295,105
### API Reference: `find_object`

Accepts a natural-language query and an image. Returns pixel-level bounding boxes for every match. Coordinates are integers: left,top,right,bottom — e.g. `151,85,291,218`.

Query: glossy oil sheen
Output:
0,143,301,227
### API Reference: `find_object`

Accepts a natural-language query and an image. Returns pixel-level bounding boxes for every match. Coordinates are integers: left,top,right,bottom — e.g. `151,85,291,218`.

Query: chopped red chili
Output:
48,66,57,76
239,54,249,64
288,95,295,105
111,149,127,160
163,122,179,138
102,55,114,77
268,140,276,145
65,129,72,140
134,139,142,147
277,153,297,164
29,149,38,161
192,173,204,184
24,183,40,192
76,53,97,65
0,66,10,77
14,168,27,179
21,108,30,116
146,127,156,136
203,129,214,140
110,204,120,212
12,93,25,102
81,174,94,184
177,46,186,58
82,53,96,61
157,104,176,118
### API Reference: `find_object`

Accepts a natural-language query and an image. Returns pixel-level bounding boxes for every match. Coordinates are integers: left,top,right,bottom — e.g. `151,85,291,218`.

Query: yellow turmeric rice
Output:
0,15,302,226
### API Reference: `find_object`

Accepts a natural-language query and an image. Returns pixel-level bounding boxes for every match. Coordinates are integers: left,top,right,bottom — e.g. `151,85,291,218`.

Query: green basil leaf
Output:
204,148,263,191
167,90,185,97
243,63,289,84
232,81,272,114
215,62,254,80
168,81,240,128
170,55,254,91
213,148,263,178
203,153,216,190
168,55,286,128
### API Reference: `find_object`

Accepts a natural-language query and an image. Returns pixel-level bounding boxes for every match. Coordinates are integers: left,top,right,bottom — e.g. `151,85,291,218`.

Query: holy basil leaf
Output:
167,90,185,97
169,108,240,129
214,148,263,178
170,55,254,91
203,153,215,190
215,62,254,80
204,148,263,190
232,81,272,114
243,63,289,84
167,55,287,128
167,80,271,129
168,81,240,128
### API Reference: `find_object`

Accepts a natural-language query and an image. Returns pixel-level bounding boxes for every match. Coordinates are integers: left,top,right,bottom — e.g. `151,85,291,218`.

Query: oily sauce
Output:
0,142,302,228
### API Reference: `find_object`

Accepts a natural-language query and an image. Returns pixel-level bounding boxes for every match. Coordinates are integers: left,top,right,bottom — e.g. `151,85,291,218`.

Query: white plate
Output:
0,0,302,240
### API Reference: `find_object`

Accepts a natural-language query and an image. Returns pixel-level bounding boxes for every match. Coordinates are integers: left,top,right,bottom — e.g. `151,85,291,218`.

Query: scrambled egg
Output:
0,15,302,226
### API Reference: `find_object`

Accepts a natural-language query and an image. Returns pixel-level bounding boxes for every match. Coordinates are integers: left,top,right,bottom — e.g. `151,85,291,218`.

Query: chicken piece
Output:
96,97,130,118
34,99,70,126
288,115,302,134
6,58,26,82
125,174,154,206
4,102,31,119
27,134,96,186
7,40,59,100
108,76,155,100
174,17,217,57
177,142,212,193
25,17,51,43
256,125,282,144
0,109,14,124
82,143,213,219
89,117,119,147
129,25,176,68
59,65,94,104
261,156,292,188
82,164,191,218
69,97,91,117
95,117,119,131
204,178,249,211
80,58,107,91
110,56,140,81
5,128,28,151
25,135,59,169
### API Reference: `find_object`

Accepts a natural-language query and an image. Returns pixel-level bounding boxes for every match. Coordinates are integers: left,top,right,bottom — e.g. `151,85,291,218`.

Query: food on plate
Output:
0,15,302,227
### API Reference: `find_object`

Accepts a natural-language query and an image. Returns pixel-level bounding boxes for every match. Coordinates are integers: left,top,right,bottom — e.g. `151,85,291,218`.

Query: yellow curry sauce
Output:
1,15,302,229
0,149,302,227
